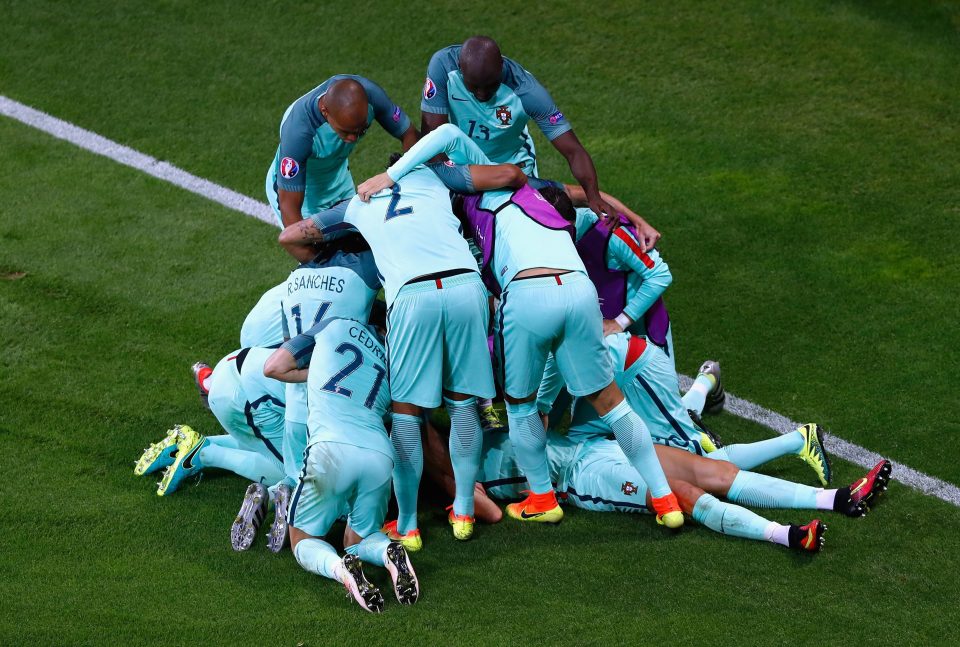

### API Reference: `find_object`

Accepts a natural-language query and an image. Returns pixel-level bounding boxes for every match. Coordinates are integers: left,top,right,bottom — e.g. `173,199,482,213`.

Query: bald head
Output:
321,79,369,141
459,36,503,102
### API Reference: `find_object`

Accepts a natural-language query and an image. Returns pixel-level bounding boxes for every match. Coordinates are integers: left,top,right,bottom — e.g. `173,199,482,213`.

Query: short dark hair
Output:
537,185,575,223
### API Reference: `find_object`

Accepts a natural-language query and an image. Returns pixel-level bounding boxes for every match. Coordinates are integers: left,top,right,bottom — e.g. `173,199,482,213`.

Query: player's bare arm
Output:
278,188,306,228
263,347,309,383
468,163,527,191
550,130,617,224
278,219,324,262
420,111,448,137
400,124,420,152
563,183,661,251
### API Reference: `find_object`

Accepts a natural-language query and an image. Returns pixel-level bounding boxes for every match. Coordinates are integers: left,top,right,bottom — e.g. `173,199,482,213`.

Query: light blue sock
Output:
198,444,285,485
708,431,805,470
293,538,342,581
600,400,672,498
282,421,308,489
345,531,391,568
505,400,552,493
444,397,482,517
391,413,423,534
726,470,818,509
206,435,241,450
692,493,772,542
681,374,715,414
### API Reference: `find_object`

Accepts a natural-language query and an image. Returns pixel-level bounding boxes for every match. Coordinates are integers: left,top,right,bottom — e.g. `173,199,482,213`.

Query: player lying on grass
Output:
423,419,892,553
354,124,686,532
539,332,835,487
265,316,420,614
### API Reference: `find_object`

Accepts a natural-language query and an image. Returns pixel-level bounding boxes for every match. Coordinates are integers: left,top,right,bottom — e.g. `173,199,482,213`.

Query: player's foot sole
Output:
790,519,827,553
849,459,892,512
266,484,290,553
797,423,832,486
384,542,420,605
231,483,268,551
157,426,205,496
341,554,384,613
134,426,181,476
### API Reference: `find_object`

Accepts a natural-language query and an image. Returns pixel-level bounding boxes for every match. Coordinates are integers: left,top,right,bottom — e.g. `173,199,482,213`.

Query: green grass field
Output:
2,1,960,644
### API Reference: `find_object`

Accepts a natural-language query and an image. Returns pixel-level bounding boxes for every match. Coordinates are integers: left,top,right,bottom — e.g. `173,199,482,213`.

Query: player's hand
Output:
633,218,661,251
589,195,619,230
356,172,395,202
603,318,625,337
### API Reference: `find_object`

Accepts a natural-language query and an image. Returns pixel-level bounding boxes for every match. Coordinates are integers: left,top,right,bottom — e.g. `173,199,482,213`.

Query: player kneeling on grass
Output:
136,347,291,550
264,316,419,613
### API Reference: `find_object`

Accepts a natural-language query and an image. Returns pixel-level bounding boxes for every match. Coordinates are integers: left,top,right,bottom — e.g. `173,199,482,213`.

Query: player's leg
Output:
681,359,724,415
494,278,564,522
341,446,420,605
384,284,445,541
439,275,497,536
708,423,831,485
289,442,385,613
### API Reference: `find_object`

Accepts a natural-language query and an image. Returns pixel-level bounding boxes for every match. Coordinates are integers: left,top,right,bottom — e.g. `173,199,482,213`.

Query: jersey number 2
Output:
385,185,414,220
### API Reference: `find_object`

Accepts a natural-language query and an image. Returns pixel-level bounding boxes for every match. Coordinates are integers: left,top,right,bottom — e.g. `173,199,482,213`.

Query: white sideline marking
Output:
3,93,958,508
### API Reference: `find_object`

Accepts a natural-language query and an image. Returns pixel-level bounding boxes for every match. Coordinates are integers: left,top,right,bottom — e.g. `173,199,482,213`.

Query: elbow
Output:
263,353,285,380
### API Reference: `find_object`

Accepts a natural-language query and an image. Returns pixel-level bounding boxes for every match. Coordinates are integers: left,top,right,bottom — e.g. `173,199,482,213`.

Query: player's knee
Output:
392,401,421,416
667,480,701,514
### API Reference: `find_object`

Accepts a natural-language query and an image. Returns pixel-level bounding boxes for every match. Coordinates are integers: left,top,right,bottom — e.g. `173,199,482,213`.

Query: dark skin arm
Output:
420,112,448,137
400,124,420,151
550,130,616,225
563,184,661,251
278,189,306,228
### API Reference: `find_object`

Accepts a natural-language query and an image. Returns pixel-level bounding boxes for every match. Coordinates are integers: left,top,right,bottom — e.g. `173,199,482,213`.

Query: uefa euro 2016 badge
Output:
621,481,638,496
280,157,299,179
423,77,437,100
495,105,512,126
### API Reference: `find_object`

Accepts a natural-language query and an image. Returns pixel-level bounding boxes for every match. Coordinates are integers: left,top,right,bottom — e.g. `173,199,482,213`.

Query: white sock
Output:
764,521,791,547
816,488,838,510
201,375,212,392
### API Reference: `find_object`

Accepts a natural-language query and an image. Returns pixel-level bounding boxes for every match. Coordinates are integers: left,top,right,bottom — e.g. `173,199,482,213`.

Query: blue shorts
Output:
618,342,705,455
561,439,650,514
208,353,285,463
288,441,393,539
495,271,612,398
386,272,495,408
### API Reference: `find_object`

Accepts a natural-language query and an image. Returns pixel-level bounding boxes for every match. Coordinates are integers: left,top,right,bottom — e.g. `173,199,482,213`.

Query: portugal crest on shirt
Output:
621,481,638,496
495,105,512,126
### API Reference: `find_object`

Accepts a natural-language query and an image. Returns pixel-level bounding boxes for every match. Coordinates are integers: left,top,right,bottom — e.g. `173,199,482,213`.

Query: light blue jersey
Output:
240,282,286,348
285,318,392,458
266,75,412,226
422,46,571,176
312,167,479,306
280,250,381,426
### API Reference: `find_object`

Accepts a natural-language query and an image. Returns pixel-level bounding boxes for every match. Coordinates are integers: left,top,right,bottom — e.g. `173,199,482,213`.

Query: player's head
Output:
537,185,575,223
320,79,369,143
459,36,503,103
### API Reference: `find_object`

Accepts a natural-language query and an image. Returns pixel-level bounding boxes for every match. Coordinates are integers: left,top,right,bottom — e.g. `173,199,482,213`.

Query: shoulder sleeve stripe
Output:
614,228,655,269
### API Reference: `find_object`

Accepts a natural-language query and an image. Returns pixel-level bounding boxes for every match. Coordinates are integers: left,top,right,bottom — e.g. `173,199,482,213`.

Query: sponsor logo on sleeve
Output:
548,111,565,125
495,105,512,126
279,157,299,179
443,160,456,167
423,77,437,100
392,105,402,122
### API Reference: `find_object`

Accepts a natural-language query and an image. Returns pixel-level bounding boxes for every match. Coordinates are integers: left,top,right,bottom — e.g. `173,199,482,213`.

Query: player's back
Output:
305,318,391,458
479,187,585,289
344,167,477,304
282,250,381,425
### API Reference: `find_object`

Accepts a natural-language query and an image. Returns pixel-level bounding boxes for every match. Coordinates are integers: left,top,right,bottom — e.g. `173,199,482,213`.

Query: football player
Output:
356,124,685,530
265,316,419,613
420,36,659,249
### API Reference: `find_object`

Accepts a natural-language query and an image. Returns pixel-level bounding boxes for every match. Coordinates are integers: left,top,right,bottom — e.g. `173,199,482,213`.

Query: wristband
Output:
615,313,632,330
